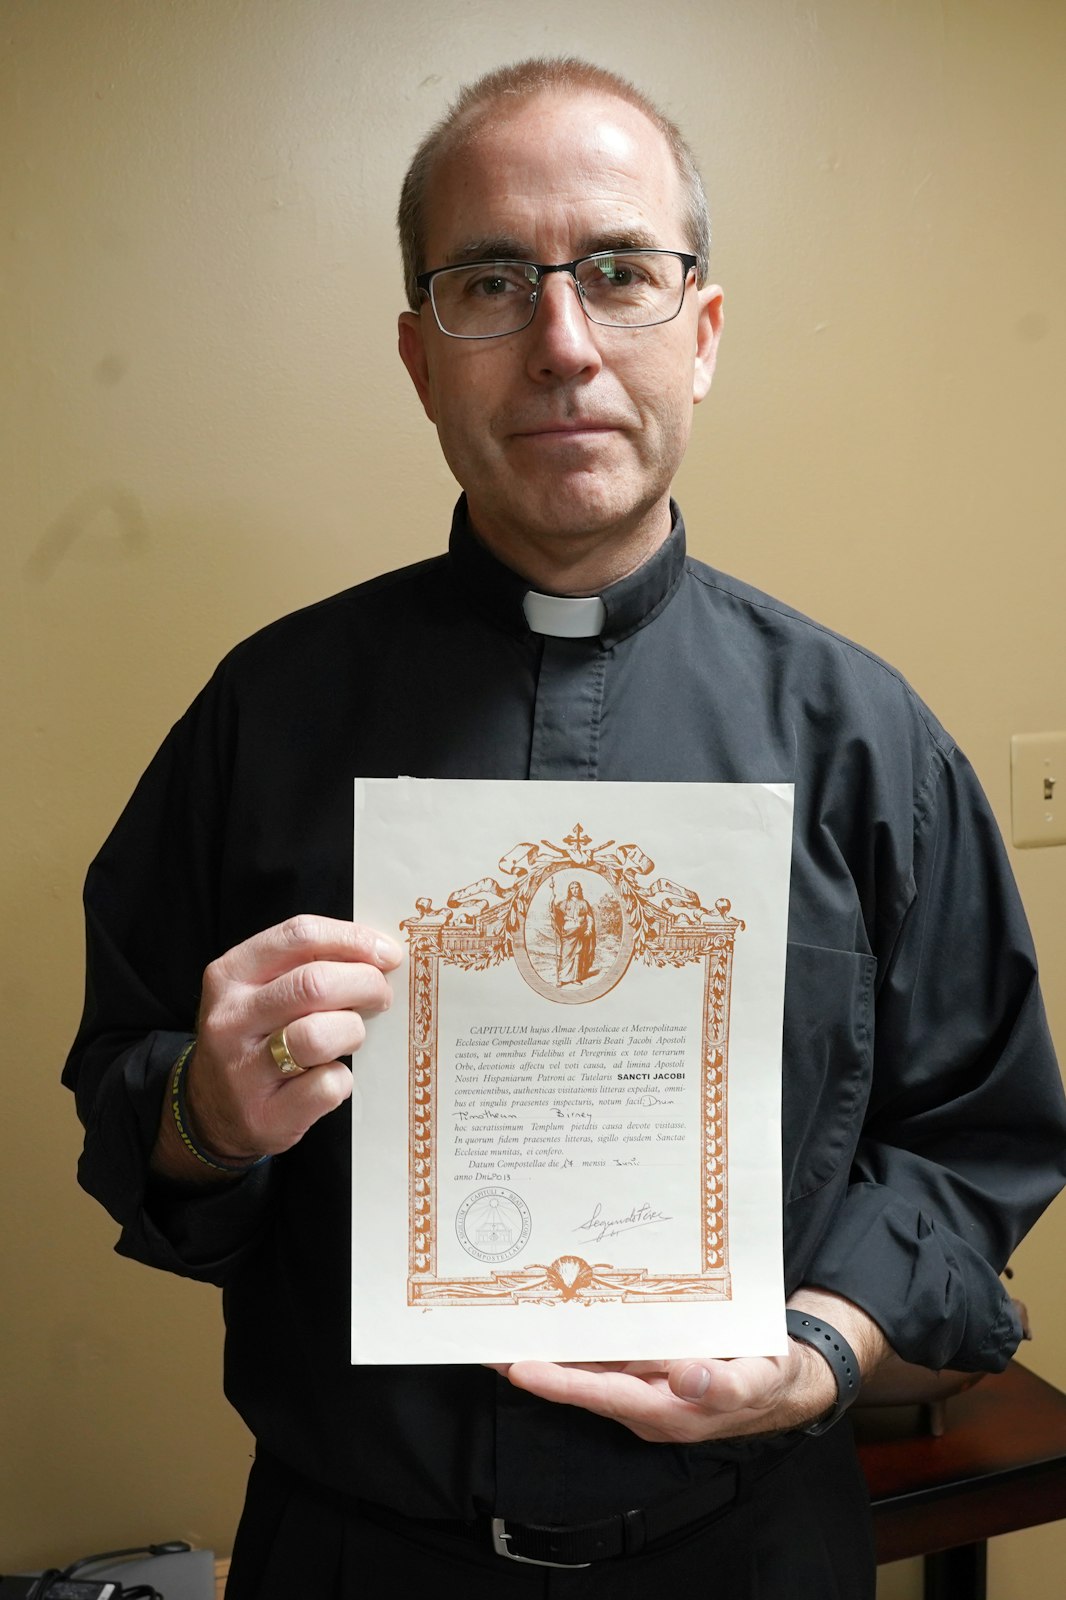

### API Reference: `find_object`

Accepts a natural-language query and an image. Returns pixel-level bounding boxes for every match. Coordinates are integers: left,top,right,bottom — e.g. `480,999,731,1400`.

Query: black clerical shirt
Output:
65,500,1066,1523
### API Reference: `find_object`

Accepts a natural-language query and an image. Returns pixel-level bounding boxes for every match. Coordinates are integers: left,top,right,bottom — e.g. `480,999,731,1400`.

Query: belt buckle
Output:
491,1517,592,1569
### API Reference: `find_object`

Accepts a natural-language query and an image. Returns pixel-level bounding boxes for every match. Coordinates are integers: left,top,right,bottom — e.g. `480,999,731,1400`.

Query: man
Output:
66,58,1065,1597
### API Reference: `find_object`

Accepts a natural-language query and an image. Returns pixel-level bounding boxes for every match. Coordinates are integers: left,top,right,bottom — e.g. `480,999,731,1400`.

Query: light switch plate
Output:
1011,732,1066,848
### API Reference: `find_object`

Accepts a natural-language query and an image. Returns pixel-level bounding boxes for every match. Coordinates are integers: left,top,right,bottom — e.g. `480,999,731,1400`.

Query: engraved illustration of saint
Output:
516,868,631,1002
552,879,598,987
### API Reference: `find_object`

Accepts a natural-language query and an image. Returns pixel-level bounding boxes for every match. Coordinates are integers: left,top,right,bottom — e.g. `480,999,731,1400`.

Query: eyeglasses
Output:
416,250,699,340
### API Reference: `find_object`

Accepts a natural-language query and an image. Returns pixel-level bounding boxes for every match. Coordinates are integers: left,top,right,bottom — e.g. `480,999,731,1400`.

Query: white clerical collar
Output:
522,590,607,638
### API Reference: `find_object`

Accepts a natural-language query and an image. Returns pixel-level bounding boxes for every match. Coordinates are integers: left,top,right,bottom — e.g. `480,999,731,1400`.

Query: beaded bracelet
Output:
169,1042,268,1175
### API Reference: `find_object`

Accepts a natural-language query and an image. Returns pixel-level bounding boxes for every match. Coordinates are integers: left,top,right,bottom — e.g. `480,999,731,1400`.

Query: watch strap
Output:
785,1308,861,1435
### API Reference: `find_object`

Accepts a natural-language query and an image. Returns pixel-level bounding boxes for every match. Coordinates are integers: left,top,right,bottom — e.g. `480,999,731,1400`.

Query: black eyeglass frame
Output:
415,249,700,340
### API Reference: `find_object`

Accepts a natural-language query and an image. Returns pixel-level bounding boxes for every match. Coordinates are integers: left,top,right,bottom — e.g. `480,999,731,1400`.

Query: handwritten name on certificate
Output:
351,780,793,1365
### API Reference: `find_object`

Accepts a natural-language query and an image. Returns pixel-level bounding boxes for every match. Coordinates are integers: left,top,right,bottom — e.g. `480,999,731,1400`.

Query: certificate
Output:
352,779,793,1365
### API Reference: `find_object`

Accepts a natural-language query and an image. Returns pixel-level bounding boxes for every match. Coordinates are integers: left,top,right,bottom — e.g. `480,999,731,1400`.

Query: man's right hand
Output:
150,914,402,1184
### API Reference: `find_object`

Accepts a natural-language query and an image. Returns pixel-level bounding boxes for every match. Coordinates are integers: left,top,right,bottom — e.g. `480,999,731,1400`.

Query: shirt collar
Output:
447,495,688,647
522,590,607,637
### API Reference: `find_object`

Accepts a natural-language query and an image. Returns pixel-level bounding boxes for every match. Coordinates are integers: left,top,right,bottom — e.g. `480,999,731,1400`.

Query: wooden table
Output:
855,1362,1066,1599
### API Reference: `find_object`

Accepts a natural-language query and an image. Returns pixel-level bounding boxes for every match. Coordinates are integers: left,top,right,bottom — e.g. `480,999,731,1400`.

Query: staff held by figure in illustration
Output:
553,878,598,988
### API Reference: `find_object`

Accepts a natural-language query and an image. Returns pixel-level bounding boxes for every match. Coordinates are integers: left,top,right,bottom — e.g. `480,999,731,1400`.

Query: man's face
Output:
398,90,723,575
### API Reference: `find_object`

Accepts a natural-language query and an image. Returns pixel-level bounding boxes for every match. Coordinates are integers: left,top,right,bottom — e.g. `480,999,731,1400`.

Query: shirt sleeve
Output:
804,741,1066,1371
63,674,276,1286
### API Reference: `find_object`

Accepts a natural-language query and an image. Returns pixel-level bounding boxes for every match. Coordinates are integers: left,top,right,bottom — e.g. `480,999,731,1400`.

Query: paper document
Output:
352,779,792,1364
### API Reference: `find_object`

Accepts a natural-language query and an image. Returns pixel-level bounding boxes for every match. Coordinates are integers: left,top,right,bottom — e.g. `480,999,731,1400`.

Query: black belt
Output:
256,1448,759,1571
346,1467,745,1570
484,1467,742,1567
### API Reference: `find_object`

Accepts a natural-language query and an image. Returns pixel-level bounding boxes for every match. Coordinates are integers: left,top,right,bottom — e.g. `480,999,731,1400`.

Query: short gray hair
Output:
397,57,711,310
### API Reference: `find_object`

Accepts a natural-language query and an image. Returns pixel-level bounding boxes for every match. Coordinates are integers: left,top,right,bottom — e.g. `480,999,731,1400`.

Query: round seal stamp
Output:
455,1187,532,1264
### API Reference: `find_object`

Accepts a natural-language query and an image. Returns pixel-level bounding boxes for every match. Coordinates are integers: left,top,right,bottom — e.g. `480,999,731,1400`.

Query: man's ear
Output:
398,310,437,423
692,285,724,405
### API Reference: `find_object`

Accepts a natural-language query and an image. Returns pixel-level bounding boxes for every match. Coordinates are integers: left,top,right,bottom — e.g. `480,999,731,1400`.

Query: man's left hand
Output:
490,1289,888,1445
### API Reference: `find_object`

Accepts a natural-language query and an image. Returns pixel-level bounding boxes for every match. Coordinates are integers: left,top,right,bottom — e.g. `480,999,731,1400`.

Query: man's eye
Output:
584,256,652,292
466,270,525,298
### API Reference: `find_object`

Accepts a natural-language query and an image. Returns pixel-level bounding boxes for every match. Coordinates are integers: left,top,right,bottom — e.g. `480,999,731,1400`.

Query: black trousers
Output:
226,1424,875,1599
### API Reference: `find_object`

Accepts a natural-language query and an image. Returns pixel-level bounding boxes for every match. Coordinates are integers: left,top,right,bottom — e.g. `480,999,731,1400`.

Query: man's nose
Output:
524,271,603,381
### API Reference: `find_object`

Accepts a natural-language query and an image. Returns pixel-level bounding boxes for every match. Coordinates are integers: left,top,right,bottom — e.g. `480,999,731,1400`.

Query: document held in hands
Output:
351,779,793,1365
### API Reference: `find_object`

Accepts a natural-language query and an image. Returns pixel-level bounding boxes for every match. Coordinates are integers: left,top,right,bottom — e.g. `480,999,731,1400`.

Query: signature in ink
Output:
573,1200,671,1244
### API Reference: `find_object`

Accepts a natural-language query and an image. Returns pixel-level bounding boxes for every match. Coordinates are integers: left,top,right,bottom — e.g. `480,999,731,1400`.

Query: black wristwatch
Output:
785,1309,861,1435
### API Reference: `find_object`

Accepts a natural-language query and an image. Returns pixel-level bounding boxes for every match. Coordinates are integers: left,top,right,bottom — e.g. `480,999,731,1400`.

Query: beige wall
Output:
3,2,1063,1592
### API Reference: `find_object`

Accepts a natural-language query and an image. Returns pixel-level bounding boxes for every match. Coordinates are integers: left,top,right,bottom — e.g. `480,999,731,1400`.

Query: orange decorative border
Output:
404,825,743,1307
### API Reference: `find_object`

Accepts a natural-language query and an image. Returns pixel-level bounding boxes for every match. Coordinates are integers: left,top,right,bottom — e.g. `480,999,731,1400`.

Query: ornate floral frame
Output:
403,824,744,1307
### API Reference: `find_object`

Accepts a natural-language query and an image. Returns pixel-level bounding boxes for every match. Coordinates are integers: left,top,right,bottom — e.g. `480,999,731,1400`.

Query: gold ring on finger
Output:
268,1026,305,1076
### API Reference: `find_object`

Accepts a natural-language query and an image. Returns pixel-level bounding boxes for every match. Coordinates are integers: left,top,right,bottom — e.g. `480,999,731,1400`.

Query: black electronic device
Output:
1,1540,197,1600
0,1582,121,1599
